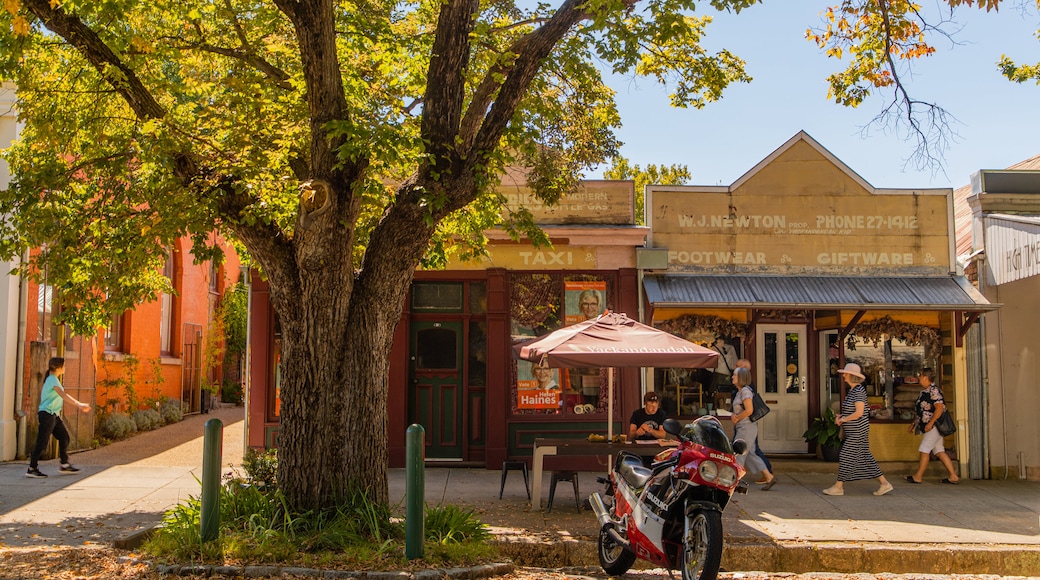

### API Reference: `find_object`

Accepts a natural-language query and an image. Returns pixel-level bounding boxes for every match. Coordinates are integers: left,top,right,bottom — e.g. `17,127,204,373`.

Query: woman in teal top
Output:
27,357,91,478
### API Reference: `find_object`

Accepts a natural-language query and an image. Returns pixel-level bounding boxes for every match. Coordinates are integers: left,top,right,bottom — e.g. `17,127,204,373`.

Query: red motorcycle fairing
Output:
614,469,672,566
593,416,746,580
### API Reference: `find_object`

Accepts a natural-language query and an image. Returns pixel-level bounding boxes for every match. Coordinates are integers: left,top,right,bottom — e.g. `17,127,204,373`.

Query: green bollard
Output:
200,418,224,543
405,423,425,560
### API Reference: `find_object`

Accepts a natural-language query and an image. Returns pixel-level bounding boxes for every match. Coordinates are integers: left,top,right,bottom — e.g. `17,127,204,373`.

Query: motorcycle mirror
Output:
662,418,683,437
731,439,749,456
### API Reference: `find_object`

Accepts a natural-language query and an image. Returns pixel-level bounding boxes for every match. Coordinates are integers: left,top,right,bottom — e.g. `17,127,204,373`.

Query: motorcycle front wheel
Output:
597,523,636,576
680,509,723,580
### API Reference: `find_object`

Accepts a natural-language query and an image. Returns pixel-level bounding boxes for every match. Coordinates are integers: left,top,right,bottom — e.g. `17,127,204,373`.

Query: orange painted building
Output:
2,84,243,460
94,236,243,415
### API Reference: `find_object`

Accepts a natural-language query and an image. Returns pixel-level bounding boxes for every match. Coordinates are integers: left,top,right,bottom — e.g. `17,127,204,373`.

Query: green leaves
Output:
7,0,1017,338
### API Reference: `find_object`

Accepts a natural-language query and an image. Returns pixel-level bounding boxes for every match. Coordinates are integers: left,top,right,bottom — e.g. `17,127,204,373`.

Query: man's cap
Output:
644,392,660,402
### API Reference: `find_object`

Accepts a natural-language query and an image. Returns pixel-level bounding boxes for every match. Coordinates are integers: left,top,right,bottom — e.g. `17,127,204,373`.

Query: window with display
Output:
844,335,938,422
509,273,613,416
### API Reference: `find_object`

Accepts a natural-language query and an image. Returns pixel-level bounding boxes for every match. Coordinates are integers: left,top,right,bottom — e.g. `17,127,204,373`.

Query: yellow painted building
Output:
641,132,996,467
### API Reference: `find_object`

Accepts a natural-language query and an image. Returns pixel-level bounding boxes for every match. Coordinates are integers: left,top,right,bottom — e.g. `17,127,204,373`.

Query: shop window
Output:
209,260,220,293
509,273,614,416
37,282,55,342
37,278,74,352
412,282,463,312
159,247,176,356
104,313,125,352
844,336,936,422
652,368,714,417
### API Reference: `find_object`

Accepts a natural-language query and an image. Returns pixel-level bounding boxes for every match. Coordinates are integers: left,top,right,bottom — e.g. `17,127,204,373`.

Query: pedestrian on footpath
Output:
735,358,774,483
26,357,91,478
905,368,960,484
823,363,893,496
730,367,777,490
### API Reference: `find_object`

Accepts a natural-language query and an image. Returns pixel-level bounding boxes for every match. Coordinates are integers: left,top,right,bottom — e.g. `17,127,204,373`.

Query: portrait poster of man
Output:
516,359,560,410
564,281,606,325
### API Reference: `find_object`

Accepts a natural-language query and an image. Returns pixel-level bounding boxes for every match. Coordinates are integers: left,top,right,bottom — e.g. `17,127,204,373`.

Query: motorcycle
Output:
588,415,749,580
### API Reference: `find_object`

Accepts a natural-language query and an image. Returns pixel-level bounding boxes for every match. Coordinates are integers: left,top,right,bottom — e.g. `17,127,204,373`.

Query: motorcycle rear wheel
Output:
680,509,723,580
597,523,636,575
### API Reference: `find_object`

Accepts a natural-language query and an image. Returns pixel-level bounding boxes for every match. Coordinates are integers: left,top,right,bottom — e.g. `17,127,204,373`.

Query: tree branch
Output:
874,0,957,174
470,0,589,157
22,0,166,122
174,40,294,90
420,0,480,168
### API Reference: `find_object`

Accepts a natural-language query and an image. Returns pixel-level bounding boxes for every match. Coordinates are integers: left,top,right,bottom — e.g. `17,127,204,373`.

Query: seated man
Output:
629,391,667,466
630,391,666,441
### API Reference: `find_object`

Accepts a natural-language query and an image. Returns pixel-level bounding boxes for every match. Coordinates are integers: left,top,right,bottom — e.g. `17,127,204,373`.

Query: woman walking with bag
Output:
730,367,777,490
904,368,960,484
822,363,893,496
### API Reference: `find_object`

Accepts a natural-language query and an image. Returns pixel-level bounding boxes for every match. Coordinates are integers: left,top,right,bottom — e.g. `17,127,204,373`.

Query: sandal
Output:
940,478,959,485
762,477,777,491
903,475,922,484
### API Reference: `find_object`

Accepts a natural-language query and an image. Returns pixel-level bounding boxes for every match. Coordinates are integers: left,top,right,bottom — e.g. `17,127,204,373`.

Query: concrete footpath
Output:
2,407,1039,575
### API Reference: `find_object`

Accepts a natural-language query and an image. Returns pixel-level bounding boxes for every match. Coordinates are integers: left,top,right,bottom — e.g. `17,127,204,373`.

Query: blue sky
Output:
589,2,1040,189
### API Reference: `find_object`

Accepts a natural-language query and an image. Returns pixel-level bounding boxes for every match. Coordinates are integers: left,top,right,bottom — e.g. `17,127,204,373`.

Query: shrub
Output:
425,504,491,544
99,412,137,440
160,399,184,425
242,448,277,487
145,476,498,569
221,380,243,405
133,408,163,431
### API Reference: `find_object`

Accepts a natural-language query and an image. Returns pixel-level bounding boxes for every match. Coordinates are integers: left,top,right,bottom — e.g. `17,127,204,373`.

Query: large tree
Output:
0,0,1026,511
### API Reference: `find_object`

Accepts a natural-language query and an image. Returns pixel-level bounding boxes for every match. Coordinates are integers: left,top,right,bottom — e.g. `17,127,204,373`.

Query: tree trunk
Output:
262,217,415,512
275,307,394,510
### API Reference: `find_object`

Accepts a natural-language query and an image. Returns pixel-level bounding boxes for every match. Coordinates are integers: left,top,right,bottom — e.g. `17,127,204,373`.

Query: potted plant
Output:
803,408,842,461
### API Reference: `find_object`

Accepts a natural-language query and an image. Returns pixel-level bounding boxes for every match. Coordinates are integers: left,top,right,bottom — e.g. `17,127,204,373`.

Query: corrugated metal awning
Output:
643,274,997,311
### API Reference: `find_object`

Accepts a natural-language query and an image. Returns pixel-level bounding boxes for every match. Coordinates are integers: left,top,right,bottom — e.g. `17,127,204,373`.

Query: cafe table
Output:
530,437,677,510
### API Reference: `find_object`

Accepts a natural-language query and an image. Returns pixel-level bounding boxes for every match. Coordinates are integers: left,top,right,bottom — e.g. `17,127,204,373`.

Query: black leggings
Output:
30,411,70,468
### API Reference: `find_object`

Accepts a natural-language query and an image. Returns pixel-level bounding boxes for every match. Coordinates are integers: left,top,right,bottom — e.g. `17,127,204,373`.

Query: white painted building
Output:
959,164,1040,480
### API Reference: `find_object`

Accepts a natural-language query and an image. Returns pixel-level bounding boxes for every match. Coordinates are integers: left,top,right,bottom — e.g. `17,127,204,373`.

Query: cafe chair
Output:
499,460,530,500
547,470,580,512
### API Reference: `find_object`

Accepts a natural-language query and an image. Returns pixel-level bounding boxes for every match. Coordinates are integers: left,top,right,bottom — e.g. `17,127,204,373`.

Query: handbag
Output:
935,409,956,436
748,387,771,423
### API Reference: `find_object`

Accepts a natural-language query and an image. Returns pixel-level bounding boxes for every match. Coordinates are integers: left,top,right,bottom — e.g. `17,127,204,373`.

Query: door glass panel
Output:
416,328,458,369
785,332,800,393
468,320,487,386
764,332,778,394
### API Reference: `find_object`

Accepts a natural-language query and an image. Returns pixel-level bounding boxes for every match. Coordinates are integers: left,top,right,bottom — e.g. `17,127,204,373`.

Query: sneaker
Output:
59,463,81,474
873,482,894,496
26,467,47,478
822,485,843,496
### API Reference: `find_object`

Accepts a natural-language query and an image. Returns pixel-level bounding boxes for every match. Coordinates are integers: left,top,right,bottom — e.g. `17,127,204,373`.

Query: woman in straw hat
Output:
822,363,893,497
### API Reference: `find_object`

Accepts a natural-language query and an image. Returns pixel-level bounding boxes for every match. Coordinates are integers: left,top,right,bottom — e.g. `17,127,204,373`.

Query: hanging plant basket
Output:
846,315,942,360
655,314,747,344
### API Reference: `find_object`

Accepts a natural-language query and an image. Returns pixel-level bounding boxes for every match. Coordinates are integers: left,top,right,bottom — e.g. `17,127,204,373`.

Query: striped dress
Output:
836,384,883,482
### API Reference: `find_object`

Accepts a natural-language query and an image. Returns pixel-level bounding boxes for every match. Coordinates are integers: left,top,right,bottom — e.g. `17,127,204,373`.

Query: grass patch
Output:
144,472,497,571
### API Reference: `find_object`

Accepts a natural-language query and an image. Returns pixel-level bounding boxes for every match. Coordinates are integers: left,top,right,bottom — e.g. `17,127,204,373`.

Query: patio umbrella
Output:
514,312,719,439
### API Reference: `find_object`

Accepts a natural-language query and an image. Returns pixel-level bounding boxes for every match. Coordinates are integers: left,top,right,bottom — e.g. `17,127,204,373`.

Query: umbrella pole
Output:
607,367,614,441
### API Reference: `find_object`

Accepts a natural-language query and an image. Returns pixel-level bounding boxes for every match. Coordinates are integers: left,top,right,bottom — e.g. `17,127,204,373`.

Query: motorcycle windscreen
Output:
680,419,734,454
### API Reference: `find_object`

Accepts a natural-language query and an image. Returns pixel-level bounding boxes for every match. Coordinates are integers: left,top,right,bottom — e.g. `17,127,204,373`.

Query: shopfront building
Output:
246,179,650,469
962,168,1040,480
640,132,996,464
